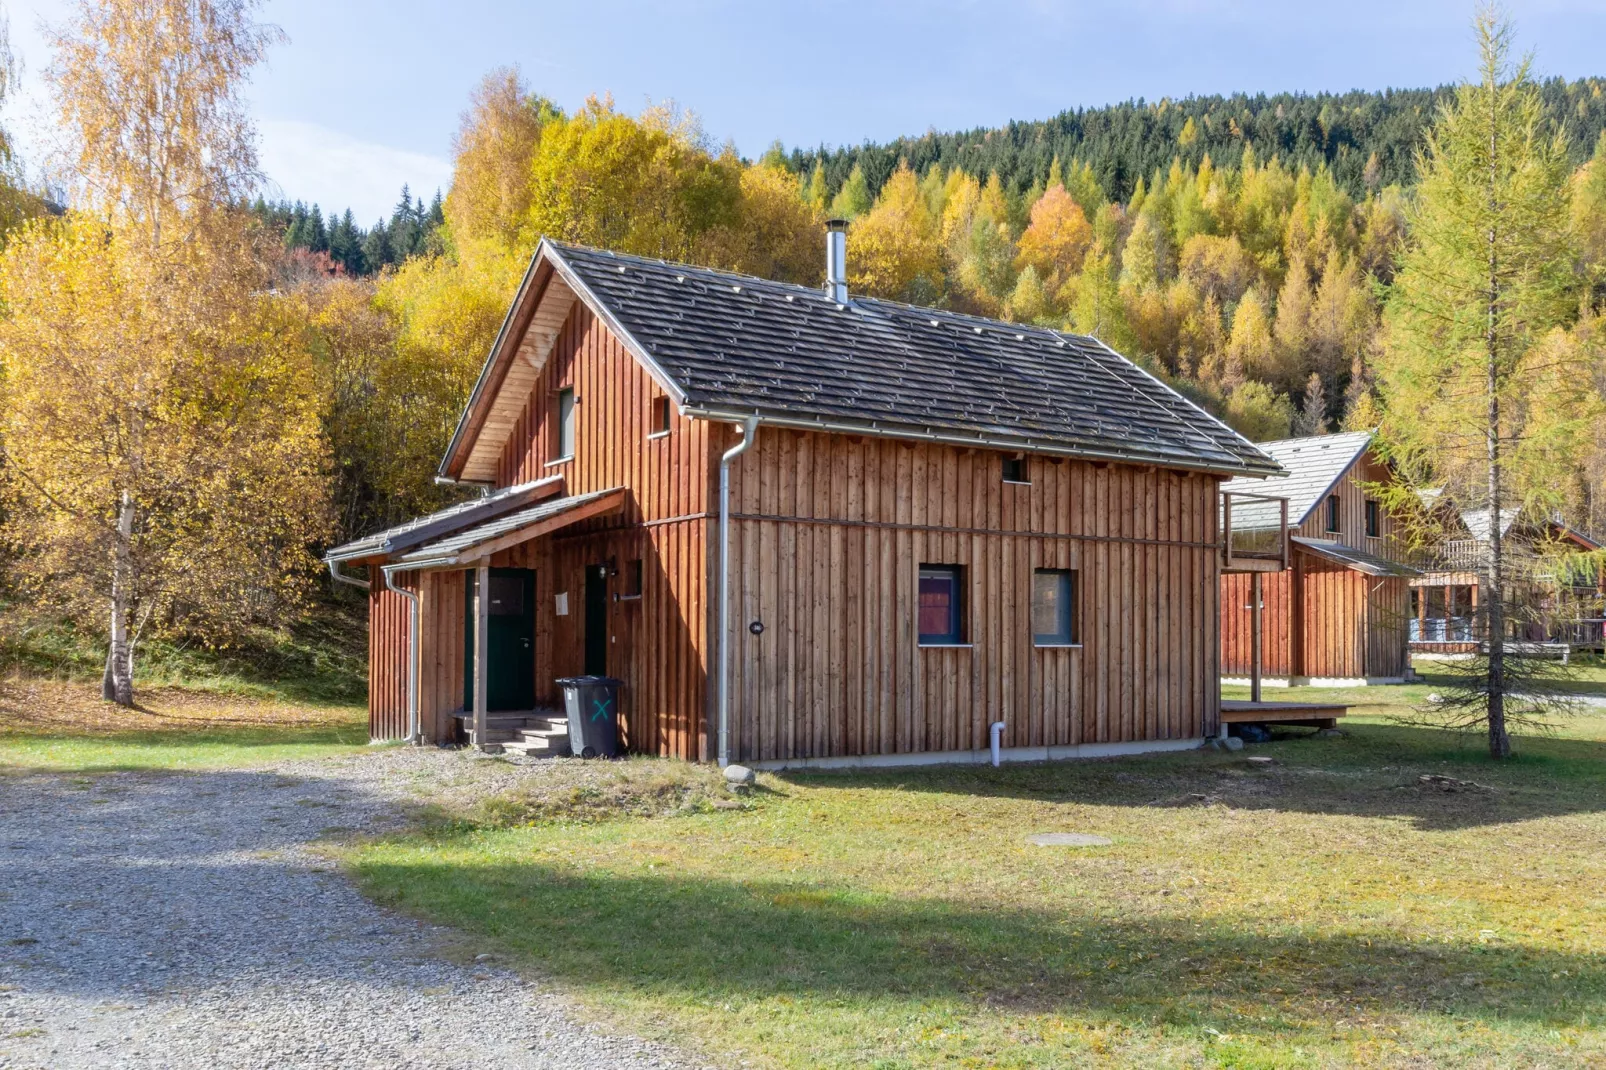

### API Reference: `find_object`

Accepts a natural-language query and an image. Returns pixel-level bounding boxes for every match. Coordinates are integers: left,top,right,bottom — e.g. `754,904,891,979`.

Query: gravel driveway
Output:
0,758,702,1069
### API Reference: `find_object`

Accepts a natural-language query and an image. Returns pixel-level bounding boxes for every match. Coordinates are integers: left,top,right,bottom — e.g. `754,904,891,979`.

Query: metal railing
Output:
1408,541,1604,589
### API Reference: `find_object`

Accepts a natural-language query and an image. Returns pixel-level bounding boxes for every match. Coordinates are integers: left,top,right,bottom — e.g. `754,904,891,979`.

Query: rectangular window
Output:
1325,494,1340,533
918,565,964,645
487,574,524,616
617,558,644,601
650,396,671,436
1002,456,1028,484
1031,569,1077,645
555,387,576,459
1365,499,1380,538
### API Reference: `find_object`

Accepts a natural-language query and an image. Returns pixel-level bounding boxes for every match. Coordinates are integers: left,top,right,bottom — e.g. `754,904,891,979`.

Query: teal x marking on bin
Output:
591,696,613,722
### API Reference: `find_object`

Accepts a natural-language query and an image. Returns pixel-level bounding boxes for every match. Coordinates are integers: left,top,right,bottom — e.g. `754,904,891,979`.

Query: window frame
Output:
554,387,576,461
917,564,967,647
616,558,644,602
1364,499,1380,538
1002,456,1029,485
1325,494,1341,534
648,396,671,439
1031,568,1078,647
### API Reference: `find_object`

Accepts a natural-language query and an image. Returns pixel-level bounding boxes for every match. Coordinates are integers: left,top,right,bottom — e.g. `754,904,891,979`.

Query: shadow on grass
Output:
353,853,1605,1036
773,721,1606,831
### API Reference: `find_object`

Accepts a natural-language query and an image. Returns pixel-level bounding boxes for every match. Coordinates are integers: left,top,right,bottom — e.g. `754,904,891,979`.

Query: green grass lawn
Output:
0,679,371,772
348,673,1606,1069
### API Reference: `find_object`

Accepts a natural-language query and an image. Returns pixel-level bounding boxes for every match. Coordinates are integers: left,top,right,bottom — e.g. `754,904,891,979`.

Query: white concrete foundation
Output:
748,736,1207,772
1222,675,1405,688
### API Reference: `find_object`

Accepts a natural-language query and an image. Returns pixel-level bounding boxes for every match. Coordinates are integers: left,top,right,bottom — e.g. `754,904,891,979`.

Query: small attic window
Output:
649,396,671,438
555,387,576,460
1002,456,1029,484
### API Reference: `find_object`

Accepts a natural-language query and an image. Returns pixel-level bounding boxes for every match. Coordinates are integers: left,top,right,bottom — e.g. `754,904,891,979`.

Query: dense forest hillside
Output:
249,186,444,275
784,80,1606,203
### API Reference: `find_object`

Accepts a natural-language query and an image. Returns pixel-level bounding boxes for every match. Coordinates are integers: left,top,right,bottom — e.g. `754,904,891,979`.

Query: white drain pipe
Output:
990,721,1006,767
717,416,760,768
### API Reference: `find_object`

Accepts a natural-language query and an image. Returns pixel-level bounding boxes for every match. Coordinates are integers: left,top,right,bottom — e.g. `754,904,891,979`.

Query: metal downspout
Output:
718,417,760,768
381,564,422,746
327,560,371,591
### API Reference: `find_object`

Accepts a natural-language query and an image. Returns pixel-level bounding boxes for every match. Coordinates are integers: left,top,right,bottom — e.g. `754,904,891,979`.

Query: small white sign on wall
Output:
555,592,569,616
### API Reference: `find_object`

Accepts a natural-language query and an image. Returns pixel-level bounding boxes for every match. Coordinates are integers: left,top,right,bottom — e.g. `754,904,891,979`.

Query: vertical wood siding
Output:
380,298,1228,760
1220,450,1412,681
1296,452,1400,553
1219,570,1294,677
720,429,1221,764
367,566,415,740
375,300,717,756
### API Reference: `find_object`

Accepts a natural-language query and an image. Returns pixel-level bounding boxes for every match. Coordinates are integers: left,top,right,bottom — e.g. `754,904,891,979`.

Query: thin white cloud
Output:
256,118,451,225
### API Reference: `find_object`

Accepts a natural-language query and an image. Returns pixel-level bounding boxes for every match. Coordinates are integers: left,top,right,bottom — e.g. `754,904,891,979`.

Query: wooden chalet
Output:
1219,431,1420,687
324,226,1283,768
1409,503,1603,656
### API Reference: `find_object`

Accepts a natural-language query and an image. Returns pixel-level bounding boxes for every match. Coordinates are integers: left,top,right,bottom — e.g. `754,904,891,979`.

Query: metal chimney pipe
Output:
824,218,848,303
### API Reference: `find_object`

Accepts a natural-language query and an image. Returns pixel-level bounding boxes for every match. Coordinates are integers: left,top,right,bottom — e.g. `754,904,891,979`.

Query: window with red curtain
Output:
918,565,963,644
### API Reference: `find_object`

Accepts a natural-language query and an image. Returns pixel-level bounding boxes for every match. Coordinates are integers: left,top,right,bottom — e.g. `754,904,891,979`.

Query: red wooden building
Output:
1219,431,1419,687
324,227,1282,767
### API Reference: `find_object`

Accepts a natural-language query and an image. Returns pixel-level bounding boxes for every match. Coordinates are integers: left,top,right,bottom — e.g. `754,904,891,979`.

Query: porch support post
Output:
1250,571,1263,704
474,563,490,750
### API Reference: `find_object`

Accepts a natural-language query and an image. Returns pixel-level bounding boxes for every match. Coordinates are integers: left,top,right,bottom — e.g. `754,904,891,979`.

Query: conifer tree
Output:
1294,372,1329,435
1376,9,1590,758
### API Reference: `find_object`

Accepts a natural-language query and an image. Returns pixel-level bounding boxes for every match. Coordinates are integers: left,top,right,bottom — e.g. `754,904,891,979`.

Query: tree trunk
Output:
1485,344,1510,759
1484,106,1510,760
103,490,136,708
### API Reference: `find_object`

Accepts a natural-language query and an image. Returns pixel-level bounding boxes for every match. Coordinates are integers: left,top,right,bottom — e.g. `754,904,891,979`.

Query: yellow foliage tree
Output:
847,163,941,302
1014,183,1092,285
526,95,742,261
0,216,331,704
444,67,553,251
0,0,330,705
696,162,820,284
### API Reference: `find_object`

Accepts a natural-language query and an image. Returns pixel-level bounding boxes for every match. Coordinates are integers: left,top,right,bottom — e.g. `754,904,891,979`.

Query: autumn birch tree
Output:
1375,9,1594,758
0,0,328,706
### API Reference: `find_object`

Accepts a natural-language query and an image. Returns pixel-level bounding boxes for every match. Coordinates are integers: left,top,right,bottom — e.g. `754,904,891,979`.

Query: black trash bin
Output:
556,676,623,758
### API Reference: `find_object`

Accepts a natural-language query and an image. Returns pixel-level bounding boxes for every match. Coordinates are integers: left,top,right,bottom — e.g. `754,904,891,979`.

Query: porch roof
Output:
322,476,564,565
1292,536,1421,578
393,487,626,569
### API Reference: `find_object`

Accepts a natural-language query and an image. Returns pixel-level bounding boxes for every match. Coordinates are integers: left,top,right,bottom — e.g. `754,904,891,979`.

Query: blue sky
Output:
8,0,1606,223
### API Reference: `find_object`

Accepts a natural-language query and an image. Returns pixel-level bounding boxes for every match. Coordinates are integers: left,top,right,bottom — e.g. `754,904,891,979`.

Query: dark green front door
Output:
464,568,536,711
584,563,608,676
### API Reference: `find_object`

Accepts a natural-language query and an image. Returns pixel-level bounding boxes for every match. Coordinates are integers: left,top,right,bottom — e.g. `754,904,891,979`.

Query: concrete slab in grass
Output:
1028,832,1113,847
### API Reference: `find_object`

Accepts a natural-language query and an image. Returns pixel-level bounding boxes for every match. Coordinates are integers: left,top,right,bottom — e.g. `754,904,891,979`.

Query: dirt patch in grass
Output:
0,678,356,739
474,760,739,827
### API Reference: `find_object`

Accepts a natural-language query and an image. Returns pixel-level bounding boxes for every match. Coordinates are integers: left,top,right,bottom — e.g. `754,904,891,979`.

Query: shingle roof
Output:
394,488,622,568
521,242,1281,478
1220,431,1373,525
323,477,561,563
1293,536,1421,577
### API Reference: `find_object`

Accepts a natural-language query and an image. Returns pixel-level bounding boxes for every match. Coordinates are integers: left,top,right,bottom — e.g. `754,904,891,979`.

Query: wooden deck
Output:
1220,699,1349,729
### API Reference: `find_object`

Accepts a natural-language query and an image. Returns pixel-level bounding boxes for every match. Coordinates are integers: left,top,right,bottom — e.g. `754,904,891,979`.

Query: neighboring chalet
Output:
324,226,1282,768
1410,501,1603,655
1219,431,1420,686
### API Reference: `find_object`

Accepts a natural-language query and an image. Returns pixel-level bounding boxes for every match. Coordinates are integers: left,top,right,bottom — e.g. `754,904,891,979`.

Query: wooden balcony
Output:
1221,491,1288,573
